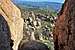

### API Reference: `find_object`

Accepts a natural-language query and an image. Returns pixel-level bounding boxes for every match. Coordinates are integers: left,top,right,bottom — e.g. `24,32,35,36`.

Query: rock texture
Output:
53,0,75,50
0,14,11,50
0,0,24,50
18,40,49,50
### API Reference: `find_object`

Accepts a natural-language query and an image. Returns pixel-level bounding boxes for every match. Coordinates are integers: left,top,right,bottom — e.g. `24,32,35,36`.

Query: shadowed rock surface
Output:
18,40,49,50
53,0,75,50
0,14,12,50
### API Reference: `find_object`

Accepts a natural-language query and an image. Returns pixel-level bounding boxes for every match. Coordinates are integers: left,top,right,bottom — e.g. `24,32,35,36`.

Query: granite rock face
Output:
0,0,24,50
53,0,75,50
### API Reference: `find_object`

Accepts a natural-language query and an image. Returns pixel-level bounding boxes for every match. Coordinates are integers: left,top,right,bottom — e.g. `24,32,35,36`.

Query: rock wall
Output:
0,14,11,50
0,0,24,50
53,0,75,50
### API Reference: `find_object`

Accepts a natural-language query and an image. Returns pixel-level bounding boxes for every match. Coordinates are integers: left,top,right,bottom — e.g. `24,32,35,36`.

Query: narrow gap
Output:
12,0,65,50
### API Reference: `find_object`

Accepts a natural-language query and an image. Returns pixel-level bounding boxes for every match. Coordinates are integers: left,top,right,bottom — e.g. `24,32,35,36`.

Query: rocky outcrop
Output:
53,0,75,50
18,40,49,50
0,0,24,50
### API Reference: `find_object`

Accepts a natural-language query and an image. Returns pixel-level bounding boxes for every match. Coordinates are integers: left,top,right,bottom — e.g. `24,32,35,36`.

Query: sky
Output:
14,0,65,3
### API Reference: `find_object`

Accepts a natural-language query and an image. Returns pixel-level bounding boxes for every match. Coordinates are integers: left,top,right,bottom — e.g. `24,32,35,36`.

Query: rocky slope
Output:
18,6,56,50
0,0,24,50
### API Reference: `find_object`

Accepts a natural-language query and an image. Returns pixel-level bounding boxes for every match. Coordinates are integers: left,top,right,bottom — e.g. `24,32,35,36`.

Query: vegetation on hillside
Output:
17,5,57,50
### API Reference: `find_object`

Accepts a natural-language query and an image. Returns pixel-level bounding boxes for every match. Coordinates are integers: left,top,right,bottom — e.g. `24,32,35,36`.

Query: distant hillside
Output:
13,1,63,12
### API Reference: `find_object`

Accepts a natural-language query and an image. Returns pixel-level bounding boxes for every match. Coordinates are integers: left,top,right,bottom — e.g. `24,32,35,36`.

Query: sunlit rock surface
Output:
0,0,24,50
